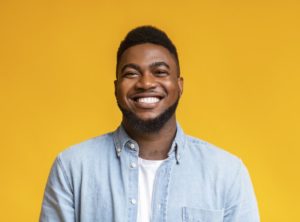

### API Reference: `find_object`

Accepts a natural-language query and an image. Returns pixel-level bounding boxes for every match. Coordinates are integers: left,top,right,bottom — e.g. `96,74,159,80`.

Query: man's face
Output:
115,43,183,132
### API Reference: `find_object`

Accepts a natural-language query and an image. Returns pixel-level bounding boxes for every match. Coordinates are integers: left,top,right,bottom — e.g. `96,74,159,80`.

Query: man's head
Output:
117,26,180,76
115,26,183,133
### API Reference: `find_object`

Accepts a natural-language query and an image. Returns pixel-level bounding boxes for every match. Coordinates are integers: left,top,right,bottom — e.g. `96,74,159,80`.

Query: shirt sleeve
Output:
223,161,260,222
39,155,75,222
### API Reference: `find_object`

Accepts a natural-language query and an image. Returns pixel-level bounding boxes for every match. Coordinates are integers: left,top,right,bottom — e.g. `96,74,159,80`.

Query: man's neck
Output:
122,117,177,160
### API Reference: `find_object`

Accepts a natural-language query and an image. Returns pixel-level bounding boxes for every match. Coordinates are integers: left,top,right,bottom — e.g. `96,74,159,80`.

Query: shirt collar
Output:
113,122,186,162
167,122,186,163
113,124,132,157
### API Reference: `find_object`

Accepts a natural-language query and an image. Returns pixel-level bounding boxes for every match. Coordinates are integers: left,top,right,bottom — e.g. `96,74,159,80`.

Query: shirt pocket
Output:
182,207,224,222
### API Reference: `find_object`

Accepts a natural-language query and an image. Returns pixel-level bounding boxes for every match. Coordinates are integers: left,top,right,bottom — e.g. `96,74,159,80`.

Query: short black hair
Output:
116,25,180,75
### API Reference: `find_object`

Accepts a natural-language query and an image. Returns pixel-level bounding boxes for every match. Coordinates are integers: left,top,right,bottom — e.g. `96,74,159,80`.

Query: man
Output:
40,26,259,222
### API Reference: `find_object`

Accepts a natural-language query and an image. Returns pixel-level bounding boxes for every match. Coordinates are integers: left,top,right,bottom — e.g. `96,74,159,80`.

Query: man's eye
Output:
123,72,138,78
155,70,168,76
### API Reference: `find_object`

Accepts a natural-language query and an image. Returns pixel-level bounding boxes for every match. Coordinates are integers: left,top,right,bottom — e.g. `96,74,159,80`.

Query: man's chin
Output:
134,114,160,122
117,98,179,134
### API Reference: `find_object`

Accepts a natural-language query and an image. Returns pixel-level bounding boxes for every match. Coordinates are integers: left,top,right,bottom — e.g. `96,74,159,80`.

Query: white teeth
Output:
137,97,160,104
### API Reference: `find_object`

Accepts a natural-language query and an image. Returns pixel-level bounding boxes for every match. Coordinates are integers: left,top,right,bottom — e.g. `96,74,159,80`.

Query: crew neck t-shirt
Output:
137,157,165,222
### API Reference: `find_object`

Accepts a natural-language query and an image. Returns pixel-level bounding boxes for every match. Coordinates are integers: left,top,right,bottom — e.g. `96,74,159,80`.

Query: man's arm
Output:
224,161,260,222
40,155,75,222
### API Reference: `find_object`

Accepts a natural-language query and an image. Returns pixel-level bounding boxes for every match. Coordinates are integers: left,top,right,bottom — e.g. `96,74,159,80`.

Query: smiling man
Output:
40,26,259,222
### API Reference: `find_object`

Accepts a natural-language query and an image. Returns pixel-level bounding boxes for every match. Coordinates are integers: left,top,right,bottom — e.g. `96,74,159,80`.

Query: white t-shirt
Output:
137,157,165,222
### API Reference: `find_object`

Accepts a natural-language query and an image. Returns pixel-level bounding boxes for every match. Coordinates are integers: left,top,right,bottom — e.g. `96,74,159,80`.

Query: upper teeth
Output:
137,97,160,104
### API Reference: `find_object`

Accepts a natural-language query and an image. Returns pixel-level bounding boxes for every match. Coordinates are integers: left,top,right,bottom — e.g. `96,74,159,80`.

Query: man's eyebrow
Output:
120,63,141,73
150,61,170,69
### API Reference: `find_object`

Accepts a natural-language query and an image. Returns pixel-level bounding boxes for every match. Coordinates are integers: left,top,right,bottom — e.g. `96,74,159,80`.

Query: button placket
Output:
127,149,139,221
130,162,137,168
130,198,136,205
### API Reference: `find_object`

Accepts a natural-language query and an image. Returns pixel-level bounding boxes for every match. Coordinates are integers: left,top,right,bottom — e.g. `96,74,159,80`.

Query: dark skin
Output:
115,43,183,160
123,115,177,160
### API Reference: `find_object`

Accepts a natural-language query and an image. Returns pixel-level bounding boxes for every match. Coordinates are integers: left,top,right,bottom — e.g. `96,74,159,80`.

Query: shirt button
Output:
129,142,135,150
130,162,137,168
130,198,136,205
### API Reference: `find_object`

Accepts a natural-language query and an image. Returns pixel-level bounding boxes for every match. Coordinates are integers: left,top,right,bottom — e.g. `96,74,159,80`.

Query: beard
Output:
117,97,179,134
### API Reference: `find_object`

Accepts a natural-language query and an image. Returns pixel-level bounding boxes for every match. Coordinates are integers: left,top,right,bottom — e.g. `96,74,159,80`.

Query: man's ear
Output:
114,80,117,98
178,77,184,96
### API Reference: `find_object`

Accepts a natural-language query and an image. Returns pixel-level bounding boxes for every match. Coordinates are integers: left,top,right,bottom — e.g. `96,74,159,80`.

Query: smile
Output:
136,97,160,104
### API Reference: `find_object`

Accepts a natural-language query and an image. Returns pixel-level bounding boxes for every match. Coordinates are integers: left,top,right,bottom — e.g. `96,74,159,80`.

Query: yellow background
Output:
1,0,299,221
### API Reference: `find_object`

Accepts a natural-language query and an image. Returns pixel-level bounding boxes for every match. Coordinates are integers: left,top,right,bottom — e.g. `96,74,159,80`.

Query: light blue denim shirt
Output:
40,124,259,222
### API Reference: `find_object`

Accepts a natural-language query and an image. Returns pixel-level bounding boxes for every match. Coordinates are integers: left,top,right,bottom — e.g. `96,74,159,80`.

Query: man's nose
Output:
136,72,157,89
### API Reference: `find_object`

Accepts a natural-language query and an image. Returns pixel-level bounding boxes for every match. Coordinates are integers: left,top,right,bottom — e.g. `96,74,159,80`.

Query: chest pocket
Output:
182,207,224,222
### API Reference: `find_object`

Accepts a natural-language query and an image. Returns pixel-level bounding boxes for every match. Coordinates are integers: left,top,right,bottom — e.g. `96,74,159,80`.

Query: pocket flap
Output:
183,207,224,222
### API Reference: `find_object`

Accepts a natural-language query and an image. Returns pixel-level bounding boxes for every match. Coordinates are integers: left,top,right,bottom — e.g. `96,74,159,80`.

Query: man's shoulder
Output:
184,135,242,169
57,131,115,164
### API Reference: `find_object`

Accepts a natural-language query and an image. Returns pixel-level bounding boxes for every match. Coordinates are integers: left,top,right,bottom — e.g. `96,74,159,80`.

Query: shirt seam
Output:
224,159,243,210
57,153,74,193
